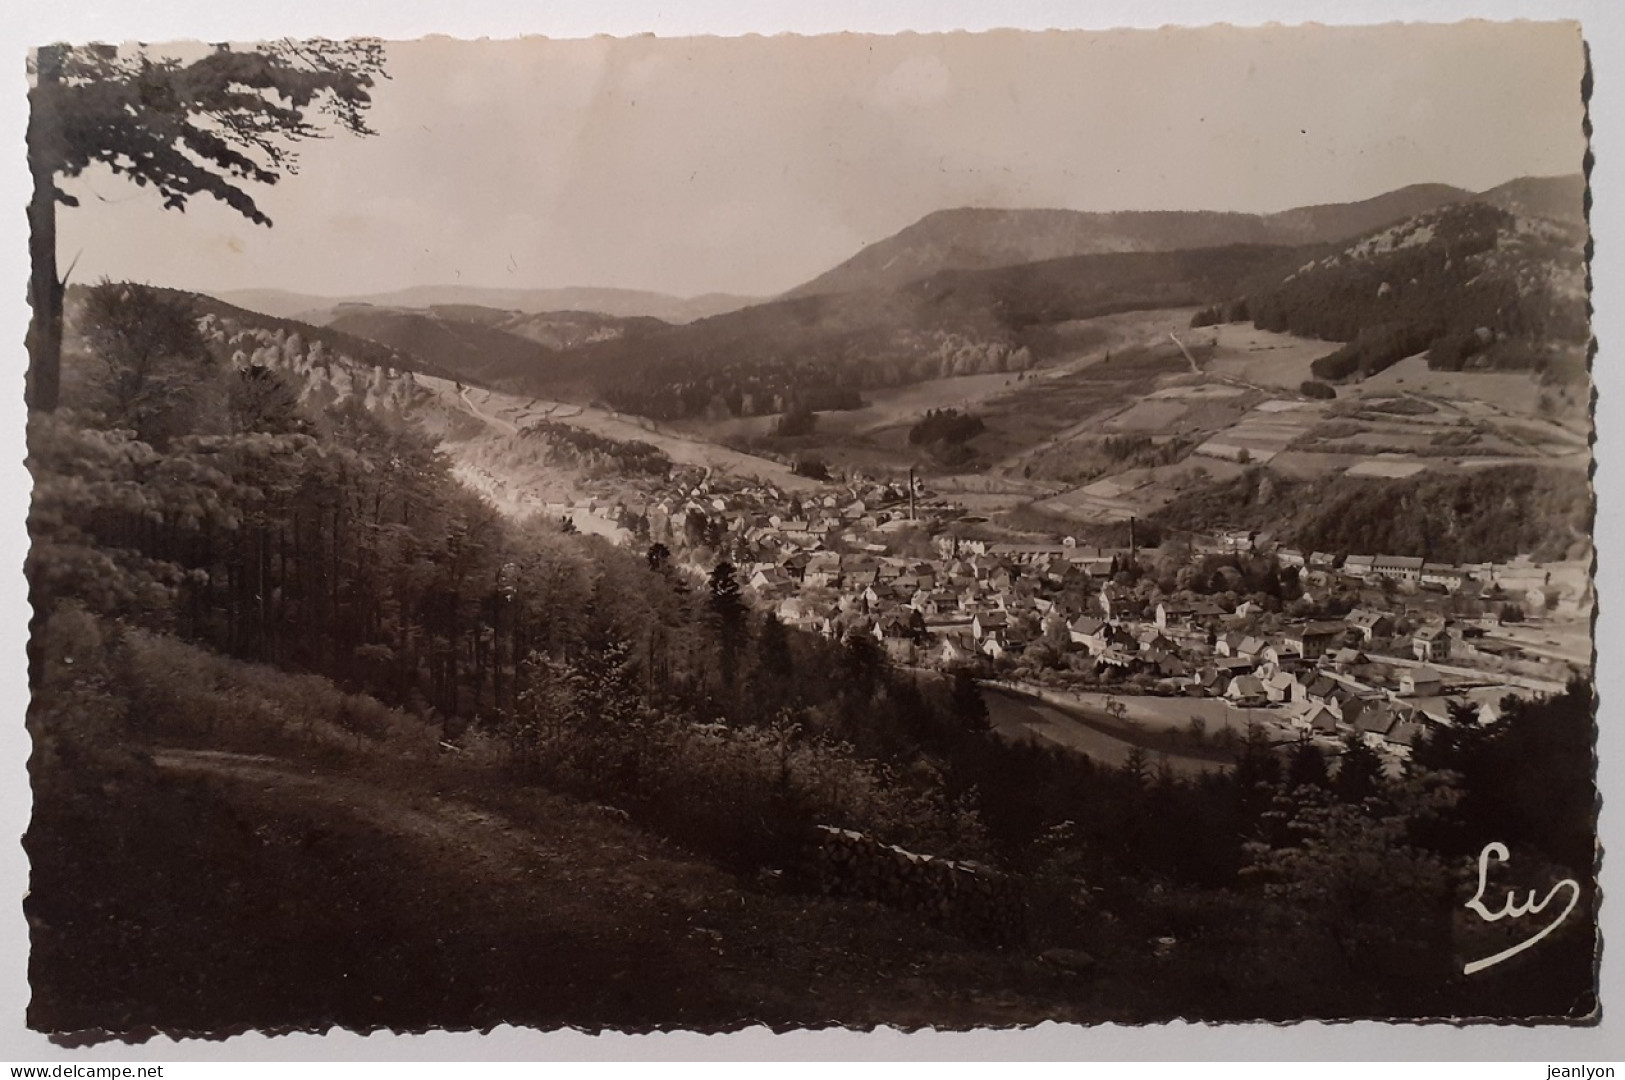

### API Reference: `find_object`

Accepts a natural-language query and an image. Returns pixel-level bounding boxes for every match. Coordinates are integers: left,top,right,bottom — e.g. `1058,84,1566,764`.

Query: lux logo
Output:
1462,842,1581,975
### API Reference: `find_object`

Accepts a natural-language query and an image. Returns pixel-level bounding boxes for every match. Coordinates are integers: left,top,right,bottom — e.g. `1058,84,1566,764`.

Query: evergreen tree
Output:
707,562,747,689
948,669,990,736
1286,737,1330,790
1333,734,1384,803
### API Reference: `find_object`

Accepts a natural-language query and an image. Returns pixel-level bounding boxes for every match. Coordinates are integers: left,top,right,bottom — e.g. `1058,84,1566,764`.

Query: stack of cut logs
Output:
806,825,1027,944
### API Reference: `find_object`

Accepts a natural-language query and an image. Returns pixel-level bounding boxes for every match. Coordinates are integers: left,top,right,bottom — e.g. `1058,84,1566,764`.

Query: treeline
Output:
520,419,672,478
595,329,1024,421
539,245,1303,422
1190,298,1251,327
908,408,985,447
182,290,465,383
1152,464,1592,564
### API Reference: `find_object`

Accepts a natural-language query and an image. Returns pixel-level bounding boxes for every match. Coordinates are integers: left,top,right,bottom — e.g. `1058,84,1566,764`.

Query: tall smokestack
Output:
908,466,917,521
1129,516,1137,560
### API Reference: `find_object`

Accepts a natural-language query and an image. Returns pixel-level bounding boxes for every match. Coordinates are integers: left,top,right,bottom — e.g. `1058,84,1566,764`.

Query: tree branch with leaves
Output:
27,38,387,412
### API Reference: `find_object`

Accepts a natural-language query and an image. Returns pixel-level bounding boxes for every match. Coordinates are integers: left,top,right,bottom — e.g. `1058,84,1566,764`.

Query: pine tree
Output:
707,562,747,689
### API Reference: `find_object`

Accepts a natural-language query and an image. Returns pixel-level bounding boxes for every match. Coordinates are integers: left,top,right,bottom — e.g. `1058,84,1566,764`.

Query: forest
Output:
519,420,674,479
533,245,1304,421
1247,203,1589,382
1152,464,1593,565
26,281,1598,1030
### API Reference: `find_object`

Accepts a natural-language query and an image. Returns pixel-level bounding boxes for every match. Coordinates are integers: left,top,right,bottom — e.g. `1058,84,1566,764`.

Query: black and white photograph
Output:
13,14,1604,1045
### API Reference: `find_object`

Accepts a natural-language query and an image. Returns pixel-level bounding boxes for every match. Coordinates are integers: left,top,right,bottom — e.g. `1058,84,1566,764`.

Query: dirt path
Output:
150,748,736,960
459,386,520,435
114,747,1086,1033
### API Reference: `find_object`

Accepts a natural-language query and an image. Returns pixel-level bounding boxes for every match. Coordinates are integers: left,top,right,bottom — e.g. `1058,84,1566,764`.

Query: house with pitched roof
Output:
1284,621,1349,660
1421,563,1468,591
1412,624,1452,663
1399,666,1444,697
1225,674,1269,706
1372,554,1425,582
972,610,1009,642
1346,609,1395,643
1261,668,1303,704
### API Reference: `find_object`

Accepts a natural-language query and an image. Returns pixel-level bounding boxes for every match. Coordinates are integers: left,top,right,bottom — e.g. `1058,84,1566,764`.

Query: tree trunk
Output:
26,47,64,414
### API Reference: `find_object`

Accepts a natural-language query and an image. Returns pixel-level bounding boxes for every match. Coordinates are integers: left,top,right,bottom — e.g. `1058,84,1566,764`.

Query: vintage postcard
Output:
15,18,1601,1047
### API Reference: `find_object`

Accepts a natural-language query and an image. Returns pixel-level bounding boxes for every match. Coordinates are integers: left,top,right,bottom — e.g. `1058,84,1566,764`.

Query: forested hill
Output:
321,303,665,389
52,286,478,453
784,177,1581,301
522,243,1306,421
785,184,1472,299
509,178,1582,423
1246,201,1589,383
1151,464,1593,564
1473,173,1588,223
177,290,464,384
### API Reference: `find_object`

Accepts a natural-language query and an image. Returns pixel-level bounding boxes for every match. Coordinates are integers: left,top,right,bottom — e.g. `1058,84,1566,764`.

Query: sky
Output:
53,20,1588,300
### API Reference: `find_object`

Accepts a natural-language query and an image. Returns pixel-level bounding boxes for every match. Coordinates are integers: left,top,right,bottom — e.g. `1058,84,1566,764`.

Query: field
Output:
1358,355,1582,420
1344,456,1430,479
1197,322,1340,388
986,316,1597,530
1037,457,1246,523
424,304,1596,544
981,686,1229,776
1192,402,1320,465
1105,399,1189,432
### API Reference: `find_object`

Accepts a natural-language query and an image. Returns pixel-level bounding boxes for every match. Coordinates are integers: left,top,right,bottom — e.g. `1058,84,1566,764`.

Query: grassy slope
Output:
29,744,1101,1038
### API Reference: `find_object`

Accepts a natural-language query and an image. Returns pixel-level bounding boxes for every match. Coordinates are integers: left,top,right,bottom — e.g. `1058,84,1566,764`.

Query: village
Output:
561,463,1592,766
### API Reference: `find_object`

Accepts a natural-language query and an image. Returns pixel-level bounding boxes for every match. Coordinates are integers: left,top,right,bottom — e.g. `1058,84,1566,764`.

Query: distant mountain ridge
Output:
787,174,1584,300
322,303,666,387
215,285,760,324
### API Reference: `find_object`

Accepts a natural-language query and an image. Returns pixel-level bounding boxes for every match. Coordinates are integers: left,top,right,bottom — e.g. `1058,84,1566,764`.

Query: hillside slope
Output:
787,182,1491,299
1151,464,1592,564
1473,173,1587,223
529,244,1306,420
1247,201,1589,381
322,304,626,388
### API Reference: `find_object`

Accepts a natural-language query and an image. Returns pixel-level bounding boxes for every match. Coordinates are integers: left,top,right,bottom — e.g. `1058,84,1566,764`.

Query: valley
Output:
22,27,1602,1043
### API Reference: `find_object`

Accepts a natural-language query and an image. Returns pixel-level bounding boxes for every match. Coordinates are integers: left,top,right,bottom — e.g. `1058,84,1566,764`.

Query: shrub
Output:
909,408,985,447
792,456,831,481
774,405,818,437
114,626,437,755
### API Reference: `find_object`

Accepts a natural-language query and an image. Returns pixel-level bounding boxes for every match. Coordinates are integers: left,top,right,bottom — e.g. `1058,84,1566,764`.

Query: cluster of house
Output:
757,542,1496,753
766,544,1125,656
617,474,1570,757
636,473,932,558
1251,540,1578,612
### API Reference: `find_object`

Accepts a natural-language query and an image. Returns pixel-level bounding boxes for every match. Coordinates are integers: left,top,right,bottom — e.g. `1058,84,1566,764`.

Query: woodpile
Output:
805,825,1027,945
